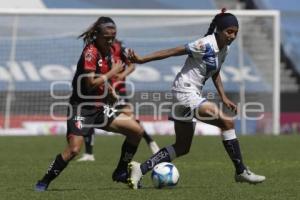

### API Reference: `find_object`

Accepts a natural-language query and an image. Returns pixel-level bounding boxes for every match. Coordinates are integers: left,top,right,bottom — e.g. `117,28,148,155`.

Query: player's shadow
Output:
30,186,201,192
28,188,80,192
48,188,80,192
96,187,132,191
131,185,202,190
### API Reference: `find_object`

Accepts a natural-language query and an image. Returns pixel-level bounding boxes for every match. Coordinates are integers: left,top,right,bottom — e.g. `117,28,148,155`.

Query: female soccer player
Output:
77,40,160,162
127,10,266,189
35,17,144,191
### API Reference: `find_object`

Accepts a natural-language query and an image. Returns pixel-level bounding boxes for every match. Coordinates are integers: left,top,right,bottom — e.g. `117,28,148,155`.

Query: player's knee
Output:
138,130,144,139
126,130,143,145
70,146,81,157
134,125,144,139
221,119,234,131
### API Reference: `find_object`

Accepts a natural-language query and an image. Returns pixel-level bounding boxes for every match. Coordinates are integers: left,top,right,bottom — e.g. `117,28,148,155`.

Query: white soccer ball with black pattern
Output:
151,162,179,188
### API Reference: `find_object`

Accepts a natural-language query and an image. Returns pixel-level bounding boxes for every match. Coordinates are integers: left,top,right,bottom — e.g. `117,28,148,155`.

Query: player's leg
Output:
128,120,195,189
120,104,160,154
141,120,194,172
35,135,84,191
105,113,144,183
35,105,95,191
77,129,95,162
195,101,265,183
137,119,160,154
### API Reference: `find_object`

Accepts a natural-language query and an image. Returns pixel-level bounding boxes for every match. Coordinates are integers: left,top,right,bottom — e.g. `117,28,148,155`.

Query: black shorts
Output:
115,91,131,110
67,104,120,138
115,97,130,109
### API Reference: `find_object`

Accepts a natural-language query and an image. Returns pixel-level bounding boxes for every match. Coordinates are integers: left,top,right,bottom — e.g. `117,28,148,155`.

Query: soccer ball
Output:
151,162,179,189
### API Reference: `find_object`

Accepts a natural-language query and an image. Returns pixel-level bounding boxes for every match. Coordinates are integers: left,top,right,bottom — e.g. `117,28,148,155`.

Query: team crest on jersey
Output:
196,40,205,51
85,51,94,62
74,116,85,129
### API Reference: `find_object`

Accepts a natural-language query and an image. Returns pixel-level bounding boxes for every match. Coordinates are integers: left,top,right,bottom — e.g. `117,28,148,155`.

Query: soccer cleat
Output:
112,168,129,183
76,153,95,162
148,141,160,154
127,161,143,189
35,181,48,192
235,168,266,184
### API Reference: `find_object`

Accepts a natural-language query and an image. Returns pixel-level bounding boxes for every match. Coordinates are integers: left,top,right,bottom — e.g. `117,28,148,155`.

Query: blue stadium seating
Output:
252,0,300,75
0,36,270,92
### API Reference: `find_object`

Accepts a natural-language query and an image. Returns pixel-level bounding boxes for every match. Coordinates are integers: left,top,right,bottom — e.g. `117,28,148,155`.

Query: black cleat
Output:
34,180,49,192
112,168,129,184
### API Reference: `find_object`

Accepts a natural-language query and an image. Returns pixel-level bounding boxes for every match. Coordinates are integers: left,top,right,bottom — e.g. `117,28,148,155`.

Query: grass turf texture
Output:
0,135,299,200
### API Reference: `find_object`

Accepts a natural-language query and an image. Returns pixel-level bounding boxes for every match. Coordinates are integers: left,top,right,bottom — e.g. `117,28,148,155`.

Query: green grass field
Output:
1,135,299,200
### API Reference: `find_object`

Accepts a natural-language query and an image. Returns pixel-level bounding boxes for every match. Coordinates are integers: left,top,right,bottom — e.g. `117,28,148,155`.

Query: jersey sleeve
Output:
120,43,130,65
83,47,98,72
185,38,207,58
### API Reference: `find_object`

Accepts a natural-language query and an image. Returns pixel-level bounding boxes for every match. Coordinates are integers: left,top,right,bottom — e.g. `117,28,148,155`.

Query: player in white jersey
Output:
126,9,266,189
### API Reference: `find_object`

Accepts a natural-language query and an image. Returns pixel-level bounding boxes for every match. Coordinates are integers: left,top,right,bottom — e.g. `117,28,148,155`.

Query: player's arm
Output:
212,70,237,113
86,60,123,90
122,62,135,76
83,47,124,89
115,62,135,81
128,46,187,64
212,70,227,100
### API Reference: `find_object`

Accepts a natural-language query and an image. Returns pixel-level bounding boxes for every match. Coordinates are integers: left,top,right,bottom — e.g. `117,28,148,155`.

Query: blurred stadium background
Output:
0,0,299,136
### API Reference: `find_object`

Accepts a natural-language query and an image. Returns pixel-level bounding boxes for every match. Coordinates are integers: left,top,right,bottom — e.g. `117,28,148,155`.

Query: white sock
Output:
221,129,237,141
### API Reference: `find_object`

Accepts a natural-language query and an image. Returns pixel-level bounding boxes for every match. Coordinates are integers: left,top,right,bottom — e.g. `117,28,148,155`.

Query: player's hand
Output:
222,97,237,114
111,60,124,74
107,84,119,105
127,49,144,64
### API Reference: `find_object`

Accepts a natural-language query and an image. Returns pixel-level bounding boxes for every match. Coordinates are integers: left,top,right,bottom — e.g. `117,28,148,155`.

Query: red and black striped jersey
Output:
70,43,113,105
110,40,130,95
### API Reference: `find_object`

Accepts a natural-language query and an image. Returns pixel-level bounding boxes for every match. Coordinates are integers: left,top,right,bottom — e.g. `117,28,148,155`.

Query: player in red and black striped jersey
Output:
35,17,145,191
77,40,160,162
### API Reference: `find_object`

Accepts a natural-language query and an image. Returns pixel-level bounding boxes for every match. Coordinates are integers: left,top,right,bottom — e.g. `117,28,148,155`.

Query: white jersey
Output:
172,34,229,93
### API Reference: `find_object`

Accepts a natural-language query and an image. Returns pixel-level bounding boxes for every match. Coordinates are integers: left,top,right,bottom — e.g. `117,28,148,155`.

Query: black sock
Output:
222,139,246,174
40,154,69,184
140,146,175,175
116,140,138,170
85,134,94,155
143,131,153,144
135,120,153,144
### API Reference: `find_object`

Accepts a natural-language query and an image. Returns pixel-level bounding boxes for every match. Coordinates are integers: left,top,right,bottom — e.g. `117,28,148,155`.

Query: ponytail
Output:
78,16,116,45
204,8,226,36
204,17,217,36
204,8,238,36
78,23,98,45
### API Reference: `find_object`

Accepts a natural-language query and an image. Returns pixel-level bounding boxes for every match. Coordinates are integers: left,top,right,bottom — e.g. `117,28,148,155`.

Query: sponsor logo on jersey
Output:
196,40,206,51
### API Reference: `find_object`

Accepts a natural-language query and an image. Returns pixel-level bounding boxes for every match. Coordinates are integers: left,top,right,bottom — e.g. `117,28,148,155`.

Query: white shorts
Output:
170,90,206,122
